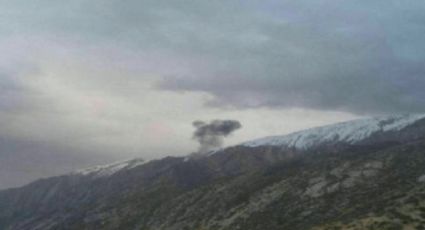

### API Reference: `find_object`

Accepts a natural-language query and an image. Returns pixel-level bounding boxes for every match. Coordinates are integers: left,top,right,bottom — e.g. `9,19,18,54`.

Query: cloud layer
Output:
3,0,425,114
156,0,425,114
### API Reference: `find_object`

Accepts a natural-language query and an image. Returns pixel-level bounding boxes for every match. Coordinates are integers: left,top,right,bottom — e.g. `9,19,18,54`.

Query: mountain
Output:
242,114,425,149
1,114,425,229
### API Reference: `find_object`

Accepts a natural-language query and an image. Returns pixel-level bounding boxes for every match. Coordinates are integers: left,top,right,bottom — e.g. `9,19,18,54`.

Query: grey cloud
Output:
6,0,425,114
193,120,242,153
153,0,425,115
0,69,35,112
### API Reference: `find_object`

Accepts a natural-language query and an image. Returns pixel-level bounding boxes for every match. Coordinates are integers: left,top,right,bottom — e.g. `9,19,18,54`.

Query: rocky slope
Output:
1,114,425,230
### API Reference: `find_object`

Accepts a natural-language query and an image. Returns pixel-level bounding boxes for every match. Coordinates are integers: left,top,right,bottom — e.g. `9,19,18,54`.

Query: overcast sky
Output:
1,0,424,188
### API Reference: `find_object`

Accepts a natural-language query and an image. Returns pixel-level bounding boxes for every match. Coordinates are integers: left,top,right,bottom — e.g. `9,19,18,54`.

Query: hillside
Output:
1,114,425,230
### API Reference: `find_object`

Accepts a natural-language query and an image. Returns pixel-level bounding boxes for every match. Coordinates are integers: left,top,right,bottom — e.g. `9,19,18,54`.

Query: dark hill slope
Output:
1,115,425,229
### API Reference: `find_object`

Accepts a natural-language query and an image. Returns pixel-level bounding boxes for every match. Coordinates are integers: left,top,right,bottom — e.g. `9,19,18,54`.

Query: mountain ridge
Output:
69,114,425,178
1,114,425,229
242,114,425,149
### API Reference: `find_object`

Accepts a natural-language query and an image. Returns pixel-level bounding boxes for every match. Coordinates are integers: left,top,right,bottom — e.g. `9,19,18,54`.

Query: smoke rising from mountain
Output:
192,120,242,153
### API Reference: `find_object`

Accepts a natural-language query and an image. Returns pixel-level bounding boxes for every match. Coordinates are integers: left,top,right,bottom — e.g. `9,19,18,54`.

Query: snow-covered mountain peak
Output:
242,114,425,150
72,158,146,177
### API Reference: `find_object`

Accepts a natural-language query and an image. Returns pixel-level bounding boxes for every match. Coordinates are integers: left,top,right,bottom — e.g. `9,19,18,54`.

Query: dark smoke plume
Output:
192,120,242,154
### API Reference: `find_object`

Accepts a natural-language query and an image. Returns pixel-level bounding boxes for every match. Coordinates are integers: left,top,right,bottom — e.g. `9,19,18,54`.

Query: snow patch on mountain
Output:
242,114,425,150
72,158,146,177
